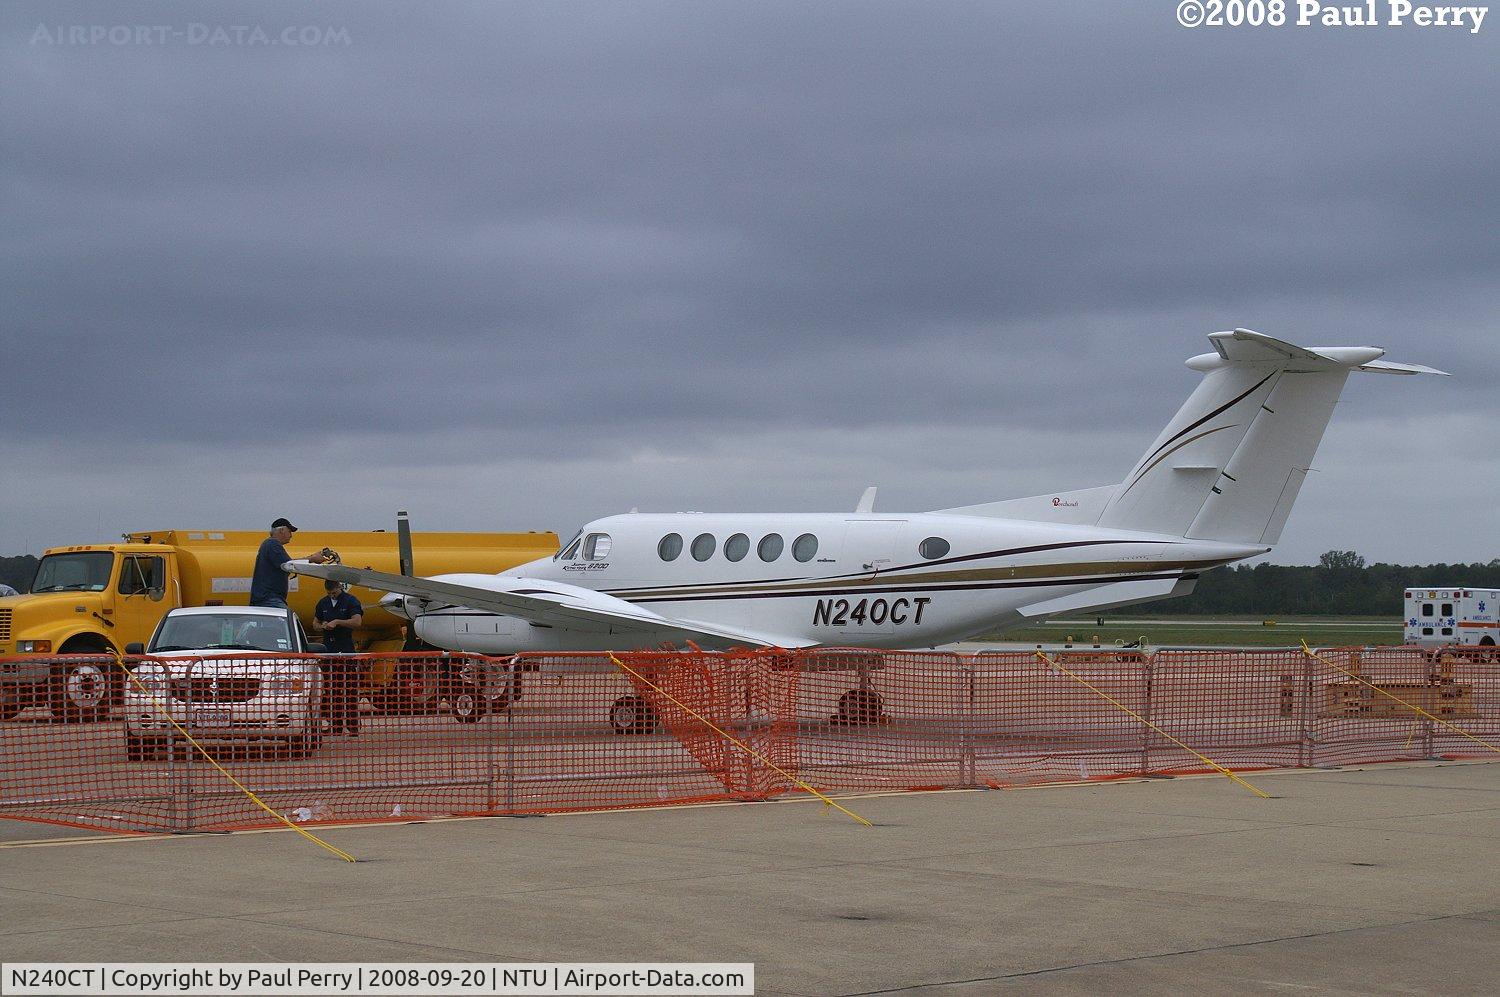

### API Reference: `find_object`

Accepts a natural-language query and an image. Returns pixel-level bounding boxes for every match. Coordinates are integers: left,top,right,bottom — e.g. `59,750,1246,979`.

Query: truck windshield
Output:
30,552,115,593
153,614,294,653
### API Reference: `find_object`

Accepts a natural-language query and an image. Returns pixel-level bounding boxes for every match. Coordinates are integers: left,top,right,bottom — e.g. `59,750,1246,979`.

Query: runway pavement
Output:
4,759,1500,994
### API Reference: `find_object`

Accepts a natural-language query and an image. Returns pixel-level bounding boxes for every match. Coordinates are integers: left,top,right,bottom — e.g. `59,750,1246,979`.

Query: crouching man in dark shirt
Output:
315,578,365,736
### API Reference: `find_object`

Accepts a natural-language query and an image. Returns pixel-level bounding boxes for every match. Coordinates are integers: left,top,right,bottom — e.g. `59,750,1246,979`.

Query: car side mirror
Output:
125,642,145,655
308,642,327,654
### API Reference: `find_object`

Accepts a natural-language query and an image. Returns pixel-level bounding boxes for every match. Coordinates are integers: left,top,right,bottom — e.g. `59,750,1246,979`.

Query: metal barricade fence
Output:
1,646,1497,834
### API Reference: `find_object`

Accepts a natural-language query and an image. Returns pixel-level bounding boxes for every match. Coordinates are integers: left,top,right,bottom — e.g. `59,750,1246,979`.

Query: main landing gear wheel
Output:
833,688,885,726
449,659,519,724
450,686,488,723
610,695,659,735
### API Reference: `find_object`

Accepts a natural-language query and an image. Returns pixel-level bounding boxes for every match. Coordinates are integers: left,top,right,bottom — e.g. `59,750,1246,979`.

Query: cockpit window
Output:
583,533,612,561
556,530,583,561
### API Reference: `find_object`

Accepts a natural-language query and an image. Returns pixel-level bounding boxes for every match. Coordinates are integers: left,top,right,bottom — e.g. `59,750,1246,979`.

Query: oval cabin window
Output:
692,533,716,561
758,534,784,561
919,537,950,560
792,534,819,562
724,534,750,562
658,534,683,561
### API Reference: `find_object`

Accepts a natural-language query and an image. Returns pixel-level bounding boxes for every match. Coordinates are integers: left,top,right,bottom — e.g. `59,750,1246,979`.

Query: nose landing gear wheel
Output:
610,695,659,735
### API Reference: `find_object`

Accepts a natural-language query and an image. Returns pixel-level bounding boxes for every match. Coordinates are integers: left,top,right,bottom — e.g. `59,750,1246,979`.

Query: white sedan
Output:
123,606,324,761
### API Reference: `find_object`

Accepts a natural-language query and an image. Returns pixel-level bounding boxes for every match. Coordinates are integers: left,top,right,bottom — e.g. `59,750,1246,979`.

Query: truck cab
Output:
0,544,181,721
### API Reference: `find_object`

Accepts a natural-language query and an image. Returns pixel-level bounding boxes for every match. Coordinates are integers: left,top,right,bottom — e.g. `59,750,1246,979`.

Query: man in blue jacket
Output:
249,518,334,609
315,578,365,735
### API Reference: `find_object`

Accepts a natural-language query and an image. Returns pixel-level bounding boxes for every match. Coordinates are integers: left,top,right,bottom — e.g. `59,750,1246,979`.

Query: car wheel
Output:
50,659,118,724
610,695,658,736
835,689,884,726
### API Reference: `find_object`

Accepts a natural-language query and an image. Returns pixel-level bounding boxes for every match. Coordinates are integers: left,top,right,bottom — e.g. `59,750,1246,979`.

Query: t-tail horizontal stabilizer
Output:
1097,329,1445,545
940,330,1445,547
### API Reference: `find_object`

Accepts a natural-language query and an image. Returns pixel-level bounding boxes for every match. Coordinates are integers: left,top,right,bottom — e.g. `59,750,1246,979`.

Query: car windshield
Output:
30,552,115,593
153,614,293,653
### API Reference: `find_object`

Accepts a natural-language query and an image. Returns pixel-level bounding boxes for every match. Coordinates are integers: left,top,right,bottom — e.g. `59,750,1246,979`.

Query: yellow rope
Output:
607,652,871,826
1300,642,1500,757
113,654,357,861
1034,650,1270,799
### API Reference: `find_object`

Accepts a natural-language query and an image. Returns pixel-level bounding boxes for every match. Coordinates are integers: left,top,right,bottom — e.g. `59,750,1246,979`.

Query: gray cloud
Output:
2,1,1495,565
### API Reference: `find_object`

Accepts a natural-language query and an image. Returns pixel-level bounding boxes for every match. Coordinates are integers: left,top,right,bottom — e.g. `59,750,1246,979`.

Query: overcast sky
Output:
2,1,1496,565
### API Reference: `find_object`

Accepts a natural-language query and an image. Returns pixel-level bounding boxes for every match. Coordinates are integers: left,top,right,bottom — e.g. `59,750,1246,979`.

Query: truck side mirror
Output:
125,642,145,655
148,586,165,602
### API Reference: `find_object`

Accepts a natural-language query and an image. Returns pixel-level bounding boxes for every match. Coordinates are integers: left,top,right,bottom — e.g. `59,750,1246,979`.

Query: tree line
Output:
1133,551,1500,617
1,555,37,593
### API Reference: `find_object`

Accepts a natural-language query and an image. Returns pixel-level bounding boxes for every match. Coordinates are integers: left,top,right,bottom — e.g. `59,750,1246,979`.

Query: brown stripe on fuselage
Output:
604,556,1232,601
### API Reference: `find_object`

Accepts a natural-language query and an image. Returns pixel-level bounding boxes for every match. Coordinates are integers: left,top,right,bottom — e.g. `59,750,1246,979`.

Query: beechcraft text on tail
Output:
287,329,1446,653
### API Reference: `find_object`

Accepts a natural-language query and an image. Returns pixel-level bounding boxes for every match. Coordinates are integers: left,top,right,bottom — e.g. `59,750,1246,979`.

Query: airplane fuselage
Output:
404,512,1265,652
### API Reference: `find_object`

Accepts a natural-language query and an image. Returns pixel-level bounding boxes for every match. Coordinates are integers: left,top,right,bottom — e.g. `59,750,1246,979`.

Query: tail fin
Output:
1095,329,1446,544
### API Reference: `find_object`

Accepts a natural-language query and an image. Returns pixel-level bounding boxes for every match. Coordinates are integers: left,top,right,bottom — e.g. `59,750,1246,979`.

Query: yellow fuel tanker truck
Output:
0,527,557,721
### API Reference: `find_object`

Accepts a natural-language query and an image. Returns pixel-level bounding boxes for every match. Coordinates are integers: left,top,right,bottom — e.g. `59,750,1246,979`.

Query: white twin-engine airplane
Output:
289,330,1444,653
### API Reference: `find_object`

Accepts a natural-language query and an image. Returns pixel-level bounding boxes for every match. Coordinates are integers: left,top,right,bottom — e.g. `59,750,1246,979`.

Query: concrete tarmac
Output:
4,760,1500,995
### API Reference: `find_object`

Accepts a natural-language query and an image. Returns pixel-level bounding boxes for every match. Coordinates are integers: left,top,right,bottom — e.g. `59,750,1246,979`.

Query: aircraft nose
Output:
379,592,410,620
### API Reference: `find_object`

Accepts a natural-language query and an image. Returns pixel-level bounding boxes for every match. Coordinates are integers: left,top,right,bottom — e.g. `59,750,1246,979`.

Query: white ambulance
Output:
1404,587,1500,647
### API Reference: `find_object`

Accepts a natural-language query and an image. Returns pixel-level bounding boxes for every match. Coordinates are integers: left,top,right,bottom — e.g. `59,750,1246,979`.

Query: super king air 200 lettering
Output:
288,330,1446,654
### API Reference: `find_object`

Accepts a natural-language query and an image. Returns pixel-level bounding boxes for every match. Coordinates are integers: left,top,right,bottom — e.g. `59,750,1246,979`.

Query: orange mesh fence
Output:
968,650,1153,787
3,645,1499,835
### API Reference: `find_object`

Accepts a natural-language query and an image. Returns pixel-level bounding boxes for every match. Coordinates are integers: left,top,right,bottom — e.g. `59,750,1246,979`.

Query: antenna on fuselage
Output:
396,509,415,577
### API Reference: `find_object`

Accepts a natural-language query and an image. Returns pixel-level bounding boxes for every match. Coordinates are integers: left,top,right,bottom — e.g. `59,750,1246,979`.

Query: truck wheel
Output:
50,654,118,724
390,660,442,715
610,695,658,735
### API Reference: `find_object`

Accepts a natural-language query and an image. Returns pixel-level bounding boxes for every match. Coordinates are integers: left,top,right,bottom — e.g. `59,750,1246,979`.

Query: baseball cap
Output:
271,517,298,531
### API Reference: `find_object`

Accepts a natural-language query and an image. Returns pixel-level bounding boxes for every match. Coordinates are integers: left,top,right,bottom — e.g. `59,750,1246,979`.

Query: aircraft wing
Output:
284,560,814,650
